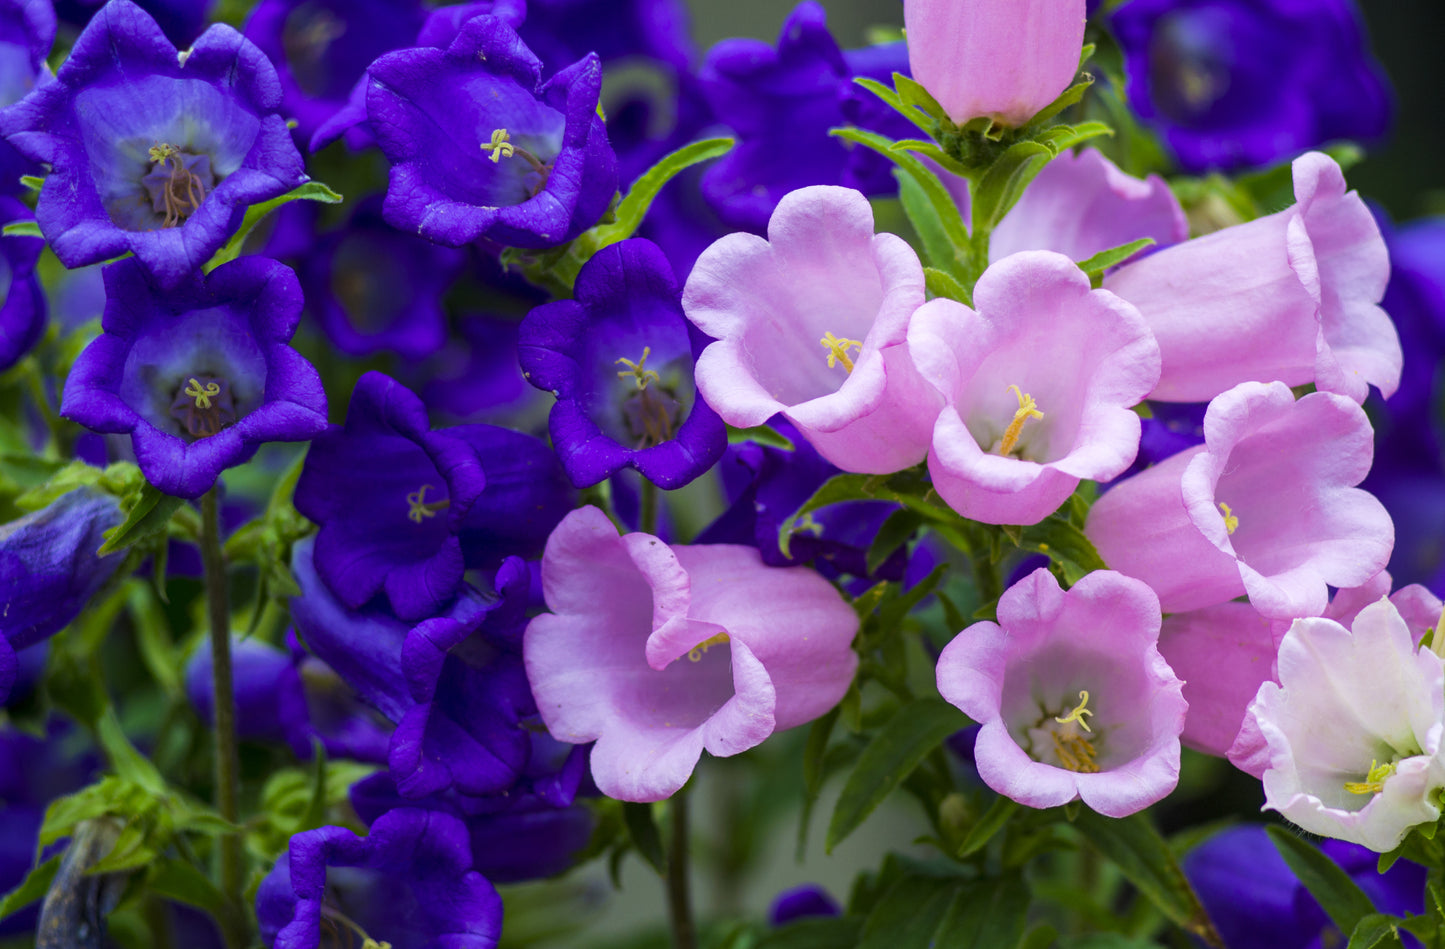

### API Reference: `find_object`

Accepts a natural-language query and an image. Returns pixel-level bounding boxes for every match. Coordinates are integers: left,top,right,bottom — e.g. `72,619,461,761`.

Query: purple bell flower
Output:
243,0,428,145
518,0,694,72
698,2,911,232
60,256,328,499
769,885,841,926
0,0,307,288
0,488,125,703
0,195,46,372
54,0,214,45
365,13,617,249
1112,0,1392,173
1185,825,1424,949
299,196,465,360
0,0,55,198
256,808,503,949
518,238,726,489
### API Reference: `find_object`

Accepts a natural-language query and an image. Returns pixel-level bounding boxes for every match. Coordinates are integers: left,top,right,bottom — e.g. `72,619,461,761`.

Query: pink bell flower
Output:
902,0,1086,128
907,251,1160,525
1105,151,1401,404
523,506,859,803
1162,571,1442,759
936,568,1186,817
683,185,941,474
1234,597,1445,852
1086,381,1393,618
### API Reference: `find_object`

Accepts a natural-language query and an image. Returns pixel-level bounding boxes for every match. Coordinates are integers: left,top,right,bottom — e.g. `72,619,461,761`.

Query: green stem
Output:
640,478,660,536
666,791,696,949
200,490,247,949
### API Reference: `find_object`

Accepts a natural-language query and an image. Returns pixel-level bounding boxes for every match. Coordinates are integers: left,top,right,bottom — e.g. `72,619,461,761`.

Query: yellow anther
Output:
406,484,450,524
481,128,516,163
998,384,1044,456
1219,502,1239,535
1051,731,1099,773
819,332,863,373
1344,759,1397,796
616,346,662,390
148,142,179,164
1054,690,1094,733
183,377,220,409
688,632,730,662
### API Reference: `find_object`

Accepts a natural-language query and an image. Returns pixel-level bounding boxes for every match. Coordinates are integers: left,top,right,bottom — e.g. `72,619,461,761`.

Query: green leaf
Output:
1073,810,1222,947
0,853,62,919
1034,121,1114,154
831,127,970,251
1018,514,1107,585
892,73,947,123
802,708,839,797
755,917,863,949
2,220,42,238
827,698,968,852
19,175,43,193
96,709,166,794
972,141,1054,235
778,473,873,558
957,796,1020,858
204,180,343,271
924,266,970,304
896,168,968,285
97,482,186,556
727,424,795,451
128,583,179,694
860,875,960,949
851,76,934,136
147,859,228,916
1076,238,1156,278
866,508,922,576
934,874,1030,949
1347,914,1404,949
623,802,667,876
1267,826,1378,936
1024,75,1096,131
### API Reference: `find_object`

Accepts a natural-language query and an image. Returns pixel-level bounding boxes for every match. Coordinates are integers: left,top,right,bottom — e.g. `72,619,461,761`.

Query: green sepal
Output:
971,140,1054,235
2,220,42,238
923,267,970,305
832,128,970,252
15,460,143,512
203,180,343,272
851,76,936,137
18,175,43,193
97,481,187,556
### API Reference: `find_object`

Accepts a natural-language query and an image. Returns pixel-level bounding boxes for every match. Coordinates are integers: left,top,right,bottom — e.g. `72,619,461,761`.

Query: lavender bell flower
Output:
698,2,912,232
0,195,47,372
936,568,1187,817
0,0,55,198
0,488,125,703
1112,0,1392,173
365,12,617,249
60,256,328,499
518,238,726,490
256,808,503,949
0,0,308,288
524,505,860,802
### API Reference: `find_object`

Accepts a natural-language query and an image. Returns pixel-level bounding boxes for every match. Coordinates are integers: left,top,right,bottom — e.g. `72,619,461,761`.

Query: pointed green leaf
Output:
727,424,796,451
956,796,1020,858
205,180,343,272
866,508,922,577
852,76,934,136
147,858,228,916
892,73,947,121
1347,914,1405,949
2,220,42,238
19,175,43,193
972,141,1054,234
96,709,166,794
0,854,62,919
831,126,970,250
934,874,1030,949
861,875,960,949
97,482,186,556
1268,826,1378,937
1024,74,1096,131
924,267,970,305
756,917,864,949
827,698,968,852
1076,238,1156,278
896,168,968,284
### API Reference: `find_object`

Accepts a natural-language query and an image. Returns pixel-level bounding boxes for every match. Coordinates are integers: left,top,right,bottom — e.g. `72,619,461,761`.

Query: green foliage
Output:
204,180,344,272
1268,826,1379,936
97,482,188,556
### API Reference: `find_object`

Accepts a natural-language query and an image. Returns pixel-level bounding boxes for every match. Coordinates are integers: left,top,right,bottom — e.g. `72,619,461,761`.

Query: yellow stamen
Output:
183,377,221,409
819,332,862,373
1219,502,1239,535
1344,758,1397,796
406,484,450,524
1054,690,1094,733
616,347,662,391
998,384,1044,456
1051,731,1099,773
481,128,515,163
688,632,730,662
147,142,179,164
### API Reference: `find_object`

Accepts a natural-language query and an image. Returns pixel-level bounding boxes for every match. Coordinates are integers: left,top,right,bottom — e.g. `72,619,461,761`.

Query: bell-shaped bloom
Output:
1234,597,1445,852
1087,381,1393,618
0,0,55,199
902,0,1085,127
256,808,503,949
524,505,859,802
0,196,47,372
242,0,429,145
60,256,328,499
0,488,125,703
684,185,940,474
519,238,726,490
1112,0,1391,173
936,568,1186,817
299,195,465,360
698,2,911,232
0,0,307,288
366,13,617,249
1105,152,1400,404
519,0,693,73
1162,571,1442,758
1186,825,1425,949
989,148,1189,265
908,251,1160,525
769,885,842,926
